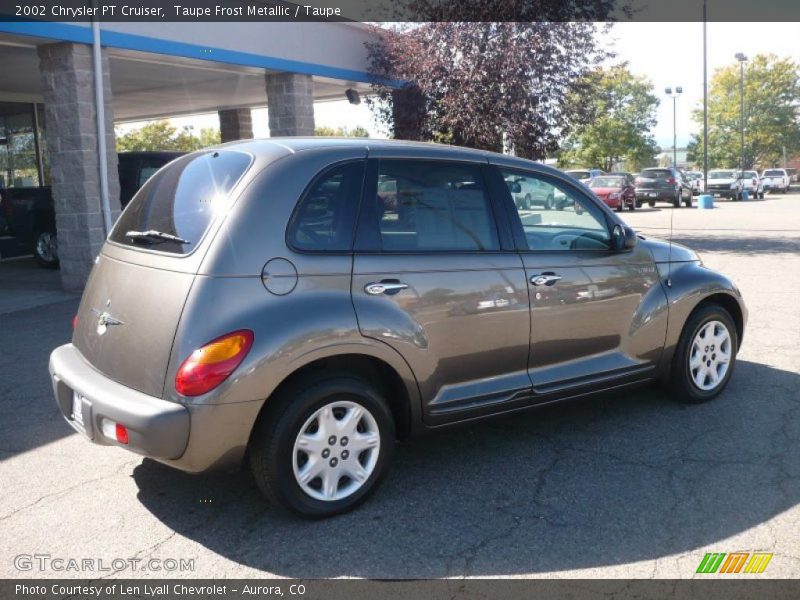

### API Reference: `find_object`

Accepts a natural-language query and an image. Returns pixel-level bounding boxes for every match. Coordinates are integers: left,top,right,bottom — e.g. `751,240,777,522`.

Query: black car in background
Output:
634,167,693,208
0,151,184,268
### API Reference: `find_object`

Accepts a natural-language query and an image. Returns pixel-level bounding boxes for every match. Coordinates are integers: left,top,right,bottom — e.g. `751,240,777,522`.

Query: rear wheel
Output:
628,199,636,211
670,304,738,403
545,195,555,210
249,375,395,518
33,230,59,269
648,200,655,207
673,192,681,208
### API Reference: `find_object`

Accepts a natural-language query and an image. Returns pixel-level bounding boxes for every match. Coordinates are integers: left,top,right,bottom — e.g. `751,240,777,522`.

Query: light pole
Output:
735,53,748,172
665,86,683,167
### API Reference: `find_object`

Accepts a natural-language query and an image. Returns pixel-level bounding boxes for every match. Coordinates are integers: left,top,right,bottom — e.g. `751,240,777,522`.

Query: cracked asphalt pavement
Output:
1,192,799,579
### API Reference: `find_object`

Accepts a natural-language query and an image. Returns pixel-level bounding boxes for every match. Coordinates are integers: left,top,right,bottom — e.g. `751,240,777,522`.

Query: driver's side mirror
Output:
612,224,637,251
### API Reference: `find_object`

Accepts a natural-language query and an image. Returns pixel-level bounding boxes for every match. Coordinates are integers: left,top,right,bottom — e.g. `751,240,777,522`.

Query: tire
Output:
648,200,655,208
545,195,555,211
249,375,396,519
524,194,532,210
33,230,59,269
684,196,692,208
616,201,624,213
669,304,738,404
673,192,681,208
628,200,636,211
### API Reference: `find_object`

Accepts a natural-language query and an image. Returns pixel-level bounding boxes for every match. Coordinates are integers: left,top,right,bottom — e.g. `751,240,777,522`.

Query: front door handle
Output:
365,281,409,296
530,273,562,286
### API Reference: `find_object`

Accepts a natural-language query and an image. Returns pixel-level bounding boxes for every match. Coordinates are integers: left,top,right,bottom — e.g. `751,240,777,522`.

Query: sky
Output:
119,22,800,151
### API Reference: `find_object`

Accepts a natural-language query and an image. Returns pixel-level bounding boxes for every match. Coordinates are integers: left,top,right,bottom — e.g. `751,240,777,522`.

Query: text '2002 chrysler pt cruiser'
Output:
49,139,746,518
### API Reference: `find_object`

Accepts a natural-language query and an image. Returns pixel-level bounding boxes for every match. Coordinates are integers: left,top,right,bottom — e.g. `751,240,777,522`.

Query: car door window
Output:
375,160,499,252
287,161,365,252
499,168,611,251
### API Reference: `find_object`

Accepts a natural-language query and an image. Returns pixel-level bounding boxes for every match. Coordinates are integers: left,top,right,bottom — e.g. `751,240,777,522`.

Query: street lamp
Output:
665,86,683,167
735,53,748,172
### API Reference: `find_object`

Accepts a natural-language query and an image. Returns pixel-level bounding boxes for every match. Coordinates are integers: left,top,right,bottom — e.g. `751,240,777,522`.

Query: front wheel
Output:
34,230,59,269
670,304,738,403
249,375,395,518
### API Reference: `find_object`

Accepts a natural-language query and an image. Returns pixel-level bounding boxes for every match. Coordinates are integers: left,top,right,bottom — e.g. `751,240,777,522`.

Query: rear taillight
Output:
72,315,79,330
175,330,254,396
666,177,676,185
753,179,758,186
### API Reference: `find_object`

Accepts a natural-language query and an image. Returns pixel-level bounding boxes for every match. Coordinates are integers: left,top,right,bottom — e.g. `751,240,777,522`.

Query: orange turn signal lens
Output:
175,330,254,397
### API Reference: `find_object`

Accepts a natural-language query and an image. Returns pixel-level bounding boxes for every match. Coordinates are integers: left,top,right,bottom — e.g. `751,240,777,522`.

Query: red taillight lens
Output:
175,330,254,396
666,177,676,185
72,315,79,330
753,179,758,186
115,423,129,445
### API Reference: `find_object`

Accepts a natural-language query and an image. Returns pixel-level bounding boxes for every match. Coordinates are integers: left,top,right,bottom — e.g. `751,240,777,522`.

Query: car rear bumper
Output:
635,189,674,201
49,344,262,473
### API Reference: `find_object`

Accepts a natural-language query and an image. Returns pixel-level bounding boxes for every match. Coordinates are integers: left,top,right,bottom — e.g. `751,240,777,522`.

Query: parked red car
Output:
588,175,636,212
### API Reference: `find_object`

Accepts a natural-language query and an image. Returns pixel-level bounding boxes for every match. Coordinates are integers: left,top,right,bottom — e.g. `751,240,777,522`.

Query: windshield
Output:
109,150,252,254
589,177,624,188
763,170,784,177
709,170,735,179
566,171,590,180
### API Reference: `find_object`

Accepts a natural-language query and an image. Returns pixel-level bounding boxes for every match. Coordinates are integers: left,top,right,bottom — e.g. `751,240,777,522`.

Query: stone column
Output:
37,42,120,292
265,72,315,136
218,108,253,142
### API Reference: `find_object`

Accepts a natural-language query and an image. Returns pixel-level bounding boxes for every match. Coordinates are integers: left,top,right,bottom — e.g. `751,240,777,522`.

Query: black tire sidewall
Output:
33,231,59,269
253,377,395,518
672,305,738,403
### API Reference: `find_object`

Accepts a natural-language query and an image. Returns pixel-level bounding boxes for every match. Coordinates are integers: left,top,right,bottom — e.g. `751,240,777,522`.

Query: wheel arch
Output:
248,345,421,451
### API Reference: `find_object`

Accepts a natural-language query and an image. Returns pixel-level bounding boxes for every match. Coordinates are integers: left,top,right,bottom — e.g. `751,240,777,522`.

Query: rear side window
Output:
374,160,499,252
110,150,251,254
287,161,365,252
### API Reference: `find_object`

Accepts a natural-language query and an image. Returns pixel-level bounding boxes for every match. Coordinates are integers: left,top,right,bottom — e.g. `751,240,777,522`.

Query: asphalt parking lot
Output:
1,191,799,579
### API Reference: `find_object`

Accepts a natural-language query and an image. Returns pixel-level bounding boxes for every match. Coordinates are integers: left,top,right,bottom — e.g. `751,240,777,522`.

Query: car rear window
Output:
709,170,735,178
110,150,252,254
641,169,672,178
763,170,784,177
589,177,624,188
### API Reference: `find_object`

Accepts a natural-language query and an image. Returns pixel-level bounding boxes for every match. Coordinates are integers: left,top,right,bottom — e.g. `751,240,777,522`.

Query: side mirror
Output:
612,224,637,251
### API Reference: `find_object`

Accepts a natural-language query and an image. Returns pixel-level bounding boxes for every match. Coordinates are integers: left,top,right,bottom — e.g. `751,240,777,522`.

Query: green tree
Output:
559,65,660,172
690,54,800,170
115,120,220,152
314,125,369,137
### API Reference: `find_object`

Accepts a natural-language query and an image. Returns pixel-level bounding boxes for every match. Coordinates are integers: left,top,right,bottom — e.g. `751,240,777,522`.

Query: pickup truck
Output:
761,169,791,194
705,169,744,201
0,151,183,268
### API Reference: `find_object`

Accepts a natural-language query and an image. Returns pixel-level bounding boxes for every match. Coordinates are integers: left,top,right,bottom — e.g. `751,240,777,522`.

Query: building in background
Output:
0,20,400,290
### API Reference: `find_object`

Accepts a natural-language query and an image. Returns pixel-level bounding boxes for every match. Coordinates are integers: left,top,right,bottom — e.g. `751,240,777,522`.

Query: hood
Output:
638,235,700,263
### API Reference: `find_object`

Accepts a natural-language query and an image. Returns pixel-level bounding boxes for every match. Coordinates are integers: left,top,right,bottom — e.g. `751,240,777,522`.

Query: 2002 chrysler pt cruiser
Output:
50,139,746,518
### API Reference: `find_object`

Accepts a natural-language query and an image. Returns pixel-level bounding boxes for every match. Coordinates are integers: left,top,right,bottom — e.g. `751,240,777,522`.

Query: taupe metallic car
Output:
49,139,747,518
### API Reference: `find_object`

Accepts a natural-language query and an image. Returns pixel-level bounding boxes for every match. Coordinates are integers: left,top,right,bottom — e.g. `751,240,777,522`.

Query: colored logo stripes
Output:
696,552,773,574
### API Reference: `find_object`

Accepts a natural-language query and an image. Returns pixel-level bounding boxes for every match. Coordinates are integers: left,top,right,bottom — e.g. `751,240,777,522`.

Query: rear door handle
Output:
530,273,562,286
365,281,409,295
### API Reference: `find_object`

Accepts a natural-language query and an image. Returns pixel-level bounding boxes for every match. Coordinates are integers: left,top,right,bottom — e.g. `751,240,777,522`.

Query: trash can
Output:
698,194,714,209
742,190,749,200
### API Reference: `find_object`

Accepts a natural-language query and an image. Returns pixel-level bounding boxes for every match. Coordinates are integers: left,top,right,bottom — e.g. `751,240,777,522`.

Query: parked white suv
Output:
761,169,790,194
741,171,765,199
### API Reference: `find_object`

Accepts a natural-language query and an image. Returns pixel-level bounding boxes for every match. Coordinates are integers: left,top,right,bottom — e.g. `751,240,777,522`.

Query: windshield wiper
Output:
125,230,191,245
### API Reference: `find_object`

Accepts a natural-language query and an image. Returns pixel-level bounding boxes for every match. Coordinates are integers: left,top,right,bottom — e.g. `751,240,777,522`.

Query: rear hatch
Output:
636,169,674,190
72,150,253,398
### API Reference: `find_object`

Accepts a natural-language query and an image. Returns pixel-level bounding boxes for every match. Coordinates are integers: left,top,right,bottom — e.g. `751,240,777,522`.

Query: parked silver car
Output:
49,139,746,517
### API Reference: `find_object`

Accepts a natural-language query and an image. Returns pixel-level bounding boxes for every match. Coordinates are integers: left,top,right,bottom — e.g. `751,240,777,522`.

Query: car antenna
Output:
666,178,675,288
